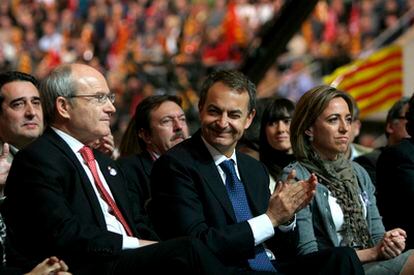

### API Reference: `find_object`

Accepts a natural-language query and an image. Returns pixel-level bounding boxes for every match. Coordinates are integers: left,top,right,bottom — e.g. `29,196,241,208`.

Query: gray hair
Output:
40,65,77,124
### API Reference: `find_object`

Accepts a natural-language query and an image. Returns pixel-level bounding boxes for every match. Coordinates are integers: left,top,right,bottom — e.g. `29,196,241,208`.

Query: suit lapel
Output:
190,133,237,221
43,128,108,228
140,151,153,178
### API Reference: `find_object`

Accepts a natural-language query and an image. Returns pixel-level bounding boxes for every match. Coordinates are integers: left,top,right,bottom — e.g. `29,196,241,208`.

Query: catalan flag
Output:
324,45,403,118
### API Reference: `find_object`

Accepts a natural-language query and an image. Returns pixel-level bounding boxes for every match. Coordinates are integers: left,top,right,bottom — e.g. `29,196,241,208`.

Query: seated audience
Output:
281,85,414,275
2,64,233,274
150,70,364,274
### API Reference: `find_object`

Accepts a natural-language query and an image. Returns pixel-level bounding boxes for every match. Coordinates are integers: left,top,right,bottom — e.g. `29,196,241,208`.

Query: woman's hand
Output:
379,228,406,259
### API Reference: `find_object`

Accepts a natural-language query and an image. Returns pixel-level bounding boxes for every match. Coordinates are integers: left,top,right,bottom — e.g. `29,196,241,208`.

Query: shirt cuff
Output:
278,215,296,232
248,214,275,246
122,236,140,250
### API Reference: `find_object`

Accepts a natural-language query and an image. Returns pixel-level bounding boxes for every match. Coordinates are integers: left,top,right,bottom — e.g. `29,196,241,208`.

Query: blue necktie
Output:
220,159,276,272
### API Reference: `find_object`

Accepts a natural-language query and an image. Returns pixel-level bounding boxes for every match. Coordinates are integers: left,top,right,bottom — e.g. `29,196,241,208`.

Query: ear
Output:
56,96,71,119
305,127,313,138
385,122,394,135
244,109,256,130
138,128,152,145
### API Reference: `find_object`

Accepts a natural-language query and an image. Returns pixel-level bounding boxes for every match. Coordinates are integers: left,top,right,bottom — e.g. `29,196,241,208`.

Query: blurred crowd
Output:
1,0,413,142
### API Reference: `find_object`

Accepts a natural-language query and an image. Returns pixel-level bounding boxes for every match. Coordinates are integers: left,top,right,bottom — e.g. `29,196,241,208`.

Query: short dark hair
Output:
198,70,256,113
386,97,409,123
0,71,39,113
385,97,409,138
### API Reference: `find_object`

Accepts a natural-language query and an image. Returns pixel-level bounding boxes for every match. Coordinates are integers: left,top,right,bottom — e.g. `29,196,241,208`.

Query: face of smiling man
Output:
0,80,44,149
199,81,255,157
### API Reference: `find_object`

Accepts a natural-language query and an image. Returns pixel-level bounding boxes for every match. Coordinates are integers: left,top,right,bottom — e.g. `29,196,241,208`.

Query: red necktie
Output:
79,146,134,236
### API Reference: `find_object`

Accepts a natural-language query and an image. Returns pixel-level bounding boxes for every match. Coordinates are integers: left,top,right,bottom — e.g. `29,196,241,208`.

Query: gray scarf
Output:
300,151,372,249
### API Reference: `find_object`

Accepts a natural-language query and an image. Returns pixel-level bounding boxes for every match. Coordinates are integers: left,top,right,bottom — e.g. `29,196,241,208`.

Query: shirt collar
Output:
201,136,237,167
51,127,85,154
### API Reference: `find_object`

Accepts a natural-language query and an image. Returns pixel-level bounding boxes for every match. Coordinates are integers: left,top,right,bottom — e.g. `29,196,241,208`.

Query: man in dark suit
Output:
377,95,414,249
0,71,71,275
117,95,189,212
355,97,410,185
150,70,364,274
2,64,232,274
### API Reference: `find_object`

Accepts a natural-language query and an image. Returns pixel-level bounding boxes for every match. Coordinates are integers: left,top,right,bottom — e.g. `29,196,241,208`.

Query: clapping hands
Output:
266,169,317,227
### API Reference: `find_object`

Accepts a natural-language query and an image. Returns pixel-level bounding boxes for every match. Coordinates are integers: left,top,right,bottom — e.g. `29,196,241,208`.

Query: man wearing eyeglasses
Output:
2,63,232,275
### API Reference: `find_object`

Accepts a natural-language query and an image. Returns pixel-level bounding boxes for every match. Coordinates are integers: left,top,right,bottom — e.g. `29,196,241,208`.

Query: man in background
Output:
355,97,410,184
117,95,189,212
0,71,69,275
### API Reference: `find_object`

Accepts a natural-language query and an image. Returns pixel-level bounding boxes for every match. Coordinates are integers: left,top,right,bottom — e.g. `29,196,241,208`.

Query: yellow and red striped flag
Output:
323,45,403,118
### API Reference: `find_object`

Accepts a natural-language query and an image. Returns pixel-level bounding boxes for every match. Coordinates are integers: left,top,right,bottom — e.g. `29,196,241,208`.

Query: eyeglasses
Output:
69,93,115,104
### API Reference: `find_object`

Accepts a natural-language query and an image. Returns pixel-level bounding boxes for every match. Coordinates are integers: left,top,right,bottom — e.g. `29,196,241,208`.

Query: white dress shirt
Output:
201,137,294,247
52,127,139,249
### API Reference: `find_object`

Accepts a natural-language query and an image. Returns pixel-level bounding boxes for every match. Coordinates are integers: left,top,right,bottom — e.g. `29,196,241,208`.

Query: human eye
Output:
32,98,41,106
161,117,174,126
346,116,353,125
284,118,292,125
229,112,241,119
179,115,186,122
327,116,338,123
94,93,106,103
207,108,220,116
11,100,25,110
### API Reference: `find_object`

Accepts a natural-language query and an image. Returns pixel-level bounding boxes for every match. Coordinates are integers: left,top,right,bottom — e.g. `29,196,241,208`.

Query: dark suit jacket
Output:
149,131,295,270
2,128,158,272
376,138,414,248
354,147,383,186
117,151,153,212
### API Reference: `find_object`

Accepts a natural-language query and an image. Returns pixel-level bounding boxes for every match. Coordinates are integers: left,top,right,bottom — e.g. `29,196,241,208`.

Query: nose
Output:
339,119,349,133
275,121,288,133
25,103,36,117
173,118,183,131
216,114,229,129
105,100,116,114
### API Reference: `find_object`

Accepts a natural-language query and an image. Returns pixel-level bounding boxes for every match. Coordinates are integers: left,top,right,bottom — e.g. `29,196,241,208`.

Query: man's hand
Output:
0,143,11,192
89,134,115,158
266,170,317,227
139,239,158,247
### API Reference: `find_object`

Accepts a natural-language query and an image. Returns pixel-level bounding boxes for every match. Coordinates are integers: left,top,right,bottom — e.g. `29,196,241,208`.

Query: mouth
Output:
336,137,349,143
22,122,39,129
275,136,289,141
171,135,185,142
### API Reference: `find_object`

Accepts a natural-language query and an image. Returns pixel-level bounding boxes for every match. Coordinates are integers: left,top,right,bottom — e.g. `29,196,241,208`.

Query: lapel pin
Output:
108,166,117,176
